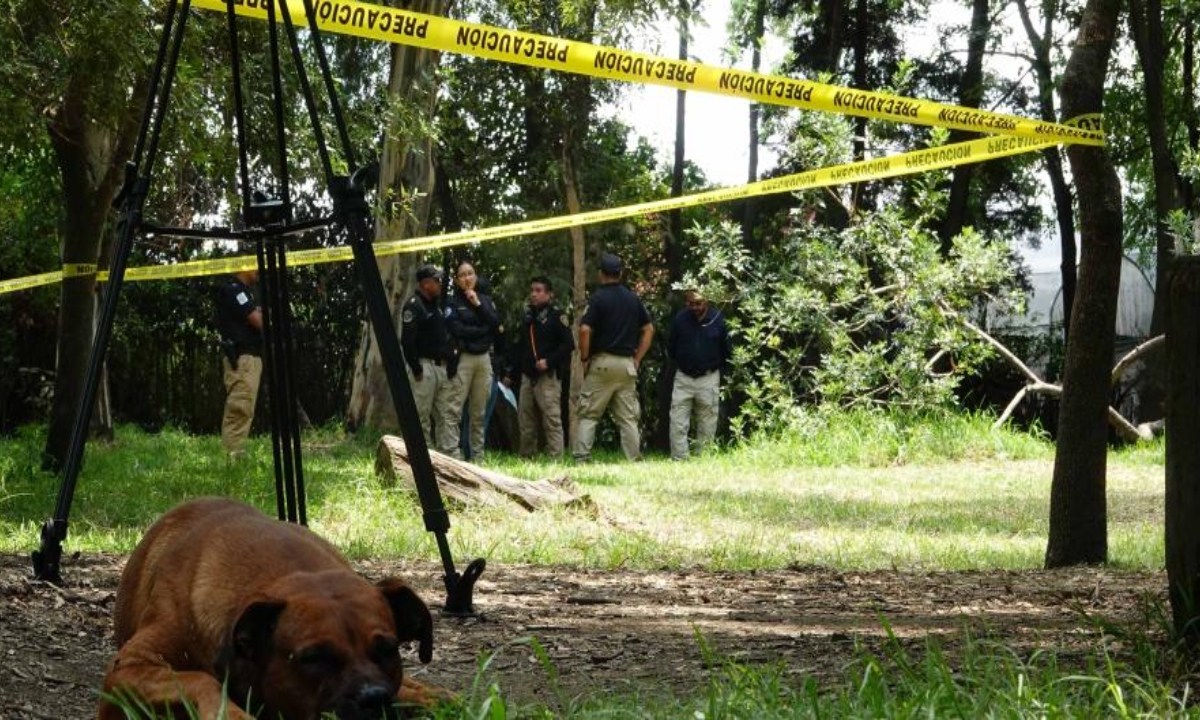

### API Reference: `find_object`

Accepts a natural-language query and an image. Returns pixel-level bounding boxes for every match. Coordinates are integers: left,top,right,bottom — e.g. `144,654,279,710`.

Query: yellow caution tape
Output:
192,0,1103,146
0,132,1059,295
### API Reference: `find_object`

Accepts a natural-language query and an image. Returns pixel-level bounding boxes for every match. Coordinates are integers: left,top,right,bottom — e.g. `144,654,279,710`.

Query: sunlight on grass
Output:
0,415,1164,572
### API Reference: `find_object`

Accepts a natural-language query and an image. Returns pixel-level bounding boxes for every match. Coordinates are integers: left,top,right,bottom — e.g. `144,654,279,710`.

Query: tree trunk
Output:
666,0,688,284
1130,0,1183,339
1183,20,1197,212
742,0,765,249
563,147,586,448
1015,0,1078,344
346,0,448,431
849,0,868,211
42,76,136,470
1166,256,1200,648
1044,0,1122,568
938,0,989,253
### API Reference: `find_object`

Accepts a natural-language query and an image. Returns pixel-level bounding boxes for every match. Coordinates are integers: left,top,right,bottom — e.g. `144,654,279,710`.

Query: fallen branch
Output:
375,435,597,514
947,307,1153,442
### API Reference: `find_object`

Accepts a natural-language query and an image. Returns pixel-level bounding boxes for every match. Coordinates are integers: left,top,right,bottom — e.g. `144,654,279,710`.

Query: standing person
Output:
400,264,455,449
444,260,500,460
667,288,732,460
515,275,574,458
573,253,654,462
215,269,263,459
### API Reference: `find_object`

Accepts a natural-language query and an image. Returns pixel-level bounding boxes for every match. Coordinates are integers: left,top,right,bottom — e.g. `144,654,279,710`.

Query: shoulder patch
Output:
560,314,570,327
402,308,415,323
235,291,250,306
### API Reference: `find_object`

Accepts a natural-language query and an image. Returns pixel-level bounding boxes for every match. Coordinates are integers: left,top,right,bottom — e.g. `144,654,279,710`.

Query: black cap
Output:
599,252,622,275
415,264,442,282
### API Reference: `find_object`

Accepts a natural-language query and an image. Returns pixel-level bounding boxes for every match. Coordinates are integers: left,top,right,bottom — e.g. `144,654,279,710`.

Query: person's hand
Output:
535,359,548,372
465,289,479,306
501,375,513,388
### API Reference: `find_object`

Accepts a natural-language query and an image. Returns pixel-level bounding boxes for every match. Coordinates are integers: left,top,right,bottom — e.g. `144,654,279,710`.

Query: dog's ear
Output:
377,579,433,663
214,599,286,708
216,599,286,671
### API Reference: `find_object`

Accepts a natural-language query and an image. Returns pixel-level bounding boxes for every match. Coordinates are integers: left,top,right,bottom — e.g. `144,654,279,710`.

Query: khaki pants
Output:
408,358,452,450
573,353,640,461
669,370,720,460
221,354,262,456
518,372,564,457
442,351,492,460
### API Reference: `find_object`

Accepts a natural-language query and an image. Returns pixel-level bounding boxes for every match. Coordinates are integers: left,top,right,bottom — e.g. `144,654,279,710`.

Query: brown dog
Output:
98,497,439,719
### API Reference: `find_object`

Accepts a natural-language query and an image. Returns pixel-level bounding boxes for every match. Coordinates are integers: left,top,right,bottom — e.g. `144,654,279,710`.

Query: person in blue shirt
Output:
666,287,732,460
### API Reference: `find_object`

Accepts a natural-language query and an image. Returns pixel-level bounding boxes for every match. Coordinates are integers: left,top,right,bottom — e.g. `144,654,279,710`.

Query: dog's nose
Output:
355,683,394,711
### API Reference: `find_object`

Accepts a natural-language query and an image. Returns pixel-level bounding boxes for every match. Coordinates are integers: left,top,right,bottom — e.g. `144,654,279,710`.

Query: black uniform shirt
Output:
215,278,262,355
580,282,651,357
401,291,448,375
446,291,500,354
518,302,575,378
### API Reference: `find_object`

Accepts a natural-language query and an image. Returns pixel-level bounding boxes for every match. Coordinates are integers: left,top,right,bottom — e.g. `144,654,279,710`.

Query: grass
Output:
0,411,1185,718
0,410,1164,570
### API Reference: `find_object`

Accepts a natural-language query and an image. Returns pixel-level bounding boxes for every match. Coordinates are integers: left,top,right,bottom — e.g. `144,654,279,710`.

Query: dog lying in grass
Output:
98,497,442,719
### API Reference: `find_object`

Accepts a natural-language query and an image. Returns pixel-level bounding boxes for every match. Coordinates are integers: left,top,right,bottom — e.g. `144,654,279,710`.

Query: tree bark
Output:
938,0,990,253
42,74,137,470
742,0,765,249
1015,0,1078,344
563,147,586,448
1129,0,1183,339
666,0,688,284
346,0,448,431
376,435,594,513
1044,0,1122,568
1165,257,1200,648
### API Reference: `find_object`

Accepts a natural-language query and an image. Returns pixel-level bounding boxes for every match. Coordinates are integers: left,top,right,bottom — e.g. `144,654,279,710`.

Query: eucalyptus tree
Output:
0,1,154,467
346,0,450,431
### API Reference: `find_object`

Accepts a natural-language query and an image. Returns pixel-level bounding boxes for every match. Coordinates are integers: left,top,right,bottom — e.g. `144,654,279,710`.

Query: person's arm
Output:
633,322,654,368
246,308,263,331
666,313,680,363
400,302,424,376
578,324,592,364
544,311,576,369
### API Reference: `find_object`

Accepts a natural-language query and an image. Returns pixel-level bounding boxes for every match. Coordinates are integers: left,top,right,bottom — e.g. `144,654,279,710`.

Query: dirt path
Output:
0,552,1166,718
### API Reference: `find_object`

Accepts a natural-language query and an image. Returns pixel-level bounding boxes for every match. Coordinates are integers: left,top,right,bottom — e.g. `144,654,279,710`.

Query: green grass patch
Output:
0,412,1162,571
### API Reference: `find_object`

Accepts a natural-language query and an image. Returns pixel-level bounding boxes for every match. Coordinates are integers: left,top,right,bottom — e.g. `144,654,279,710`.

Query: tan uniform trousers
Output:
573,353,641,461
221,354,262,456
408,358,453,451
669,370,720,460
518,372,564,458
443,351,492,460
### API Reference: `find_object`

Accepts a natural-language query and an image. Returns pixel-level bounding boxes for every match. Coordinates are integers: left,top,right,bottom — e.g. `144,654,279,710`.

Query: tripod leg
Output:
32,193,142,583
341,206,483,614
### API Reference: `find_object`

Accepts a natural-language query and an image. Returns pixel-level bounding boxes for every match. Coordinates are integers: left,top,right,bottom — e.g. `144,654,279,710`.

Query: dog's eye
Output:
293,644,344,674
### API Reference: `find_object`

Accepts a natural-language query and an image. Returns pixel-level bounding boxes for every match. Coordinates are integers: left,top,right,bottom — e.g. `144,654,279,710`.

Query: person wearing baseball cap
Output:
573,252,654,462
400,263,453,446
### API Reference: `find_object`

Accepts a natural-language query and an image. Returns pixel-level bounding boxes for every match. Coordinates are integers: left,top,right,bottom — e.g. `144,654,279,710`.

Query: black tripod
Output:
31,0,484,615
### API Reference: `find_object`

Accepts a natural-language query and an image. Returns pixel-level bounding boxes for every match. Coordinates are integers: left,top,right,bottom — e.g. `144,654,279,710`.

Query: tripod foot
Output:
442,558,486,617
32,519,65,585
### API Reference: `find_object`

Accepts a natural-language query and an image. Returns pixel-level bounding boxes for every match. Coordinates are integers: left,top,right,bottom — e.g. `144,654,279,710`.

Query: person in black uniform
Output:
573,253,654,462
401,264,454,449
443,260,500,460
215,269,263,459
513,275,575,458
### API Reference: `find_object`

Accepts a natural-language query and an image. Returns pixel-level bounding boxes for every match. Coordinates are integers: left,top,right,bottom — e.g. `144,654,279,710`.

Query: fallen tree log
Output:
375,435,595,514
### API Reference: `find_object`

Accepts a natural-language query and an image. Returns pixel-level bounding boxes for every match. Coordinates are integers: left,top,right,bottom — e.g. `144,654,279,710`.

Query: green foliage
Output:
681,208,1020,437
